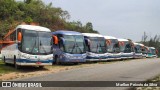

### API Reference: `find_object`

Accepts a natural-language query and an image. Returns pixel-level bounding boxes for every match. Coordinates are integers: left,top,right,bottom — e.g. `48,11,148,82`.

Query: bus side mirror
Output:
53,35,58,45
18,32,22,42
106,40,111,45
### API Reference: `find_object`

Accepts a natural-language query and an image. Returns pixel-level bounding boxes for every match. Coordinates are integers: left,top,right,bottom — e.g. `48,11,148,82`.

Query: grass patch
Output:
0,60,18,75
133,75,160,90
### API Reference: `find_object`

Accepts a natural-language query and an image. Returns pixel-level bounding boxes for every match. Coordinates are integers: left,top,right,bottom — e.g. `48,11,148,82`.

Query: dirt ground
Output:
0,63,100,81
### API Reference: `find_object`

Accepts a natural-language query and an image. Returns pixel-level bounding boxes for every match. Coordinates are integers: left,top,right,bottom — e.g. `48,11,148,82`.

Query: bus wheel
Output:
55,56,60,65
74,62,79,65
3,56,7,65
14,56,20,69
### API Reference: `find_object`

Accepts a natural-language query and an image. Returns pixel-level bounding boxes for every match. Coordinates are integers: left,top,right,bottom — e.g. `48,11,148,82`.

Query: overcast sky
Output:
43,0,160,42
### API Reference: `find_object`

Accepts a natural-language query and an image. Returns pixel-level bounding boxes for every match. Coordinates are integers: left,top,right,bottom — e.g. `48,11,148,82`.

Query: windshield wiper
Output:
71,43,76,54
75,43,83,54
95,43,100,53
31,40,37,54
99,44,107,53
71,42,83,54
40,40,47,54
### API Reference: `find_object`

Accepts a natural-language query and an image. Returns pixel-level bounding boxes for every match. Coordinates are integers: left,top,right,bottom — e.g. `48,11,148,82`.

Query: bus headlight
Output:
82,54,87,58
87,52,93,56
64,53,72,58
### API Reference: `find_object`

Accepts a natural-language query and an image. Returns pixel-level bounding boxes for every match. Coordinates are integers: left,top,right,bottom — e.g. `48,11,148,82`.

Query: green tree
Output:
0,0,98,37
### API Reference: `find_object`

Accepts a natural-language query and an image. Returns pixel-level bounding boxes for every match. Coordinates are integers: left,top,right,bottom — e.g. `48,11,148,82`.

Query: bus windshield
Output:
63,35,85,54
107,39,119,53
134,45,142,53
21,30,52,55
89,37,106,53
149,48,156,55
119,41,132,53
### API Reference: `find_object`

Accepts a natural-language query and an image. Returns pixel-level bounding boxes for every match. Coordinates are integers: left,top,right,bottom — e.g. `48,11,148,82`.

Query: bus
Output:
52,31,86,64
0,24,53,68
104,36,121,60
117,38,134,59
147,47,158,58
133,43,143,59
82,33,108,61
136,43,148,58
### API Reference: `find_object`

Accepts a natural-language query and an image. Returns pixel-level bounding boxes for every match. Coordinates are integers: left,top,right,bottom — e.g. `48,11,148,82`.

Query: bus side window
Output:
59,39,64,51
84,38,90,52
11,31,16,41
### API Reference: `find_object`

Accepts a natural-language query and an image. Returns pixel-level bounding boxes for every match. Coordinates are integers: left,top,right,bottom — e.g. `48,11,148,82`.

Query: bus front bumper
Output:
86,58,109,61
16,59,53,66
16,62,52,66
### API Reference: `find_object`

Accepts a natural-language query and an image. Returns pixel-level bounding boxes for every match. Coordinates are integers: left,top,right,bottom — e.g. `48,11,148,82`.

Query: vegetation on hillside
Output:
0,0,98,38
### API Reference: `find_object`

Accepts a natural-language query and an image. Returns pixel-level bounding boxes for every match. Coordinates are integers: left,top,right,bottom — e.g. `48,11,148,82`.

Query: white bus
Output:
139,43,148,58
147,47,158,58
133,43,143,59
104,36,121,60
1,24,53,68
118,38,134,59
82,33,108,61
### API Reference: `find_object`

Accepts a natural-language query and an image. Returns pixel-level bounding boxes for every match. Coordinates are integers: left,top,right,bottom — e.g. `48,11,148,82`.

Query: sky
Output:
43,0,160,42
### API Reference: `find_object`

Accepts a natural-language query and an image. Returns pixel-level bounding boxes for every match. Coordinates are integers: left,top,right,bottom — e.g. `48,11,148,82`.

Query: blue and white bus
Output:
1,24,53,68
139,43,148,58
82,33,108,61
104,36,121,60
133,43,143,59
146,47,158,58
118,38,134,59
52,31,86,64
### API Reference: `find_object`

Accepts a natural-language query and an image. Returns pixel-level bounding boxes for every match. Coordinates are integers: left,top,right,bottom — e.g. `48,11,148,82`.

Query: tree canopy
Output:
0,0,98,37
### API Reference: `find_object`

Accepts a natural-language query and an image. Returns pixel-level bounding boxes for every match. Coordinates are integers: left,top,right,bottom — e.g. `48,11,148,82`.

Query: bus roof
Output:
104,35,117,39
149,47,155,49
16,25,51,32
139,43,144,46
117,38,128,42
52,30,82,35
133,42,141,45
134,42,144,46
82,33,104,37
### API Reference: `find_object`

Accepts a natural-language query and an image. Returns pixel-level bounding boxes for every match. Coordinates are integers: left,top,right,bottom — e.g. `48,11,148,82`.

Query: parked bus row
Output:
0,24,158,68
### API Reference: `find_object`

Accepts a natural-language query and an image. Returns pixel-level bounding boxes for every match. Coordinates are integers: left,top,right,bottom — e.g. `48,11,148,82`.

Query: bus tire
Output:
39,66,44,69
74,62,79,65
3,56,7,65
14,56,20,69
55,56,60,65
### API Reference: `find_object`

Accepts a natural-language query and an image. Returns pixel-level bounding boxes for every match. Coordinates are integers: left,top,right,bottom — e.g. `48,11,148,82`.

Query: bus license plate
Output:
36,62,42,64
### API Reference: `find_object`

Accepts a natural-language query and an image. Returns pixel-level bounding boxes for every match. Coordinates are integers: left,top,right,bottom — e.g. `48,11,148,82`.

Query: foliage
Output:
0,0,98,38
141,32,160,56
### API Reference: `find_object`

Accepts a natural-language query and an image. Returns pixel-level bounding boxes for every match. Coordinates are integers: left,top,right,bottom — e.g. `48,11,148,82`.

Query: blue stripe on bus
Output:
86,56,107,59
16,59,53,63
60,57,86,63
